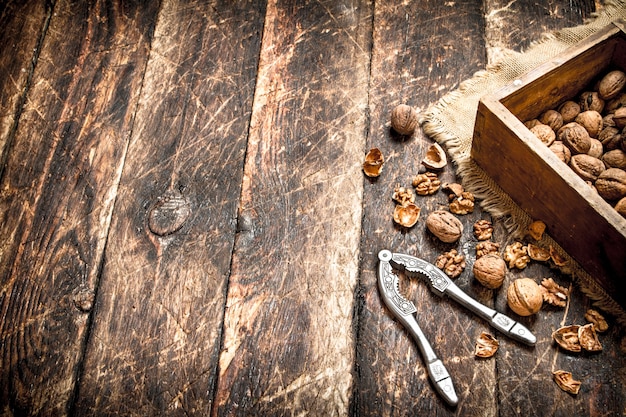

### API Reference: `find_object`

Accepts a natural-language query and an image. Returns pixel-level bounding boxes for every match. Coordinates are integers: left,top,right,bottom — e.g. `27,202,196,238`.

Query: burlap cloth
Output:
419,1,626,326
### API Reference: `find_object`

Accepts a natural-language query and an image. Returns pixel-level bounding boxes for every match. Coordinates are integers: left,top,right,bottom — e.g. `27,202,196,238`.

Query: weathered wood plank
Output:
0,1,51,174
73,1,265,415
353,1,496,415
482,1,626,416
212,0,372,415
0,1,159,415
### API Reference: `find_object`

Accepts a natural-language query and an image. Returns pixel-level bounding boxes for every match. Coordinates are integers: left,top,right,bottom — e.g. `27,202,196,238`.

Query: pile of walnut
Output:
525,69,626,217
364,104,612,395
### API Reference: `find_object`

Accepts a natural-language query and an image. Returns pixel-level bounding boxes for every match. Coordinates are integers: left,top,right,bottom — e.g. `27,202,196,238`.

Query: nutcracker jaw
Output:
377,249,536,406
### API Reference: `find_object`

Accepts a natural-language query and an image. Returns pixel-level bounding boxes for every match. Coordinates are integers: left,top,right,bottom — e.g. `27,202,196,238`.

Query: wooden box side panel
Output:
500,36,620,122
472,99,626,302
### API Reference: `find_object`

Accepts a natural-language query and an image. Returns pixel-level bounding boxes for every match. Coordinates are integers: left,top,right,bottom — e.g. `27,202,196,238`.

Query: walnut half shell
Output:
553,370,581,395
422,143,447,170
363,148,384,177
475,332,499,358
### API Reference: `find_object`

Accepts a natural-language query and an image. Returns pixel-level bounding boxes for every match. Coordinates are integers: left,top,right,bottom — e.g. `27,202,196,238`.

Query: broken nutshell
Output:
553,325,582,352
527,220,546,241
393,203,421,228
527,243,551,262
475,332,499,358
422,142,447,170
578,323,603,352
363,148,384,177
435,249,466,279
553,370,581,395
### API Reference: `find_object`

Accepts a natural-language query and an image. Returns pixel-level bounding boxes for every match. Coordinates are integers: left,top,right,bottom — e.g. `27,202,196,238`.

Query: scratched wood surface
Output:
0,1,624,416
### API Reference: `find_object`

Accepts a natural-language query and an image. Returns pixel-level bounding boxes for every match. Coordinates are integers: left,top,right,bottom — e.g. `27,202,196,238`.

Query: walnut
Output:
540,278,569,307
578,323,602,352
595,168,626,201
524,119,542,129
475,332,499,358
507,278,543,316
598,70,626,100
449,191,475,215
435,249,466,278
598,126,622,151
548,141,571,164
553,325,582,352
422,142,447,170
393,203,421,228
475,241,500,258
585,309,609,332
602,149,626,169
569,154,605,182
412,172,440,195
526,220,546,241
615,197,626,218
558,100,581,123
473,219,493,241
530,123,556,146
587,138,604,159
575,110,603,138
606,93,626,114
539,109,564,131
557,122,591,155
363,148,384,177
473,254,506,289
391,104,418,135
579,91,604,113
612,107,626,129
392,186,415,205
527,243,550,261
426,210,463,243
553,370,581,395
503,242,530,269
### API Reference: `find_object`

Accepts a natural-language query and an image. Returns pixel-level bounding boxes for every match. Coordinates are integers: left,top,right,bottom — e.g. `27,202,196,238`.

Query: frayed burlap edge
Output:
419,2,626,327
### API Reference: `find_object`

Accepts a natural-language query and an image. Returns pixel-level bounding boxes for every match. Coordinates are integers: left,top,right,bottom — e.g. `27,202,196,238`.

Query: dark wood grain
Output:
72,1,265,415
0,1,51,175
0,1,158,415
353,1,497,416
212,0,372,415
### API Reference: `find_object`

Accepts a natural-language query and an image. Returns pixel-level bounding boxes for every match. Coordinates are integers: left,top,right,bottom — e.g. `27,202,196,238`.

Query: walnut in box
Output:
471,21,626,308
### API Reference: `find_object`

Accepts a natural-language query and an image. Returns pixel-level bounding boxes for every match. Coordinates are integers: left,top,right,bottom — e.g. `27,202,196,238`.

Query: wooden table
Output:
1,1,624,415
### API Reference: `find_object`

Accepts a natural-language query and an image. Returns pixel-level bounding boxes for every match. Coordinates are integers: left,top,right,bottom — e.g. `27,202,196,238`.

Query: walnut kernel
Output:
412,172,440,195
473,219,493,241
540,278,569,307
585,309,609,332
449,191,475,215
392,186,415,205
475,241,500,258
435,249,466,279
503,242,530,269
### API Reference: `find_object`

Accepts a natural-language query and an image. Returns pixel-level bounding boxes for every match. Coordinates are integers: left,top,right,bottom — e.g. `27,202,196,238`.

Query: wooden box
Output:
471,21,626,308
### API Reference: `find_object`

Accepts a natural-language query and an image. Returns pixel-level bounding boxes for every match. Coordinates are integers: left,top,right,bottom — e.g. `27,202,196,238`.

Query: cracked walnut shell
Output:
527,243,550,262
422,142,447,170
527,220,546,241
475,332,499,358
435,249,466,279
578,323,602,352
507,278,543,316
553,370,581,395
553,325,581,352
363,148,384,177
393,203,421,228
